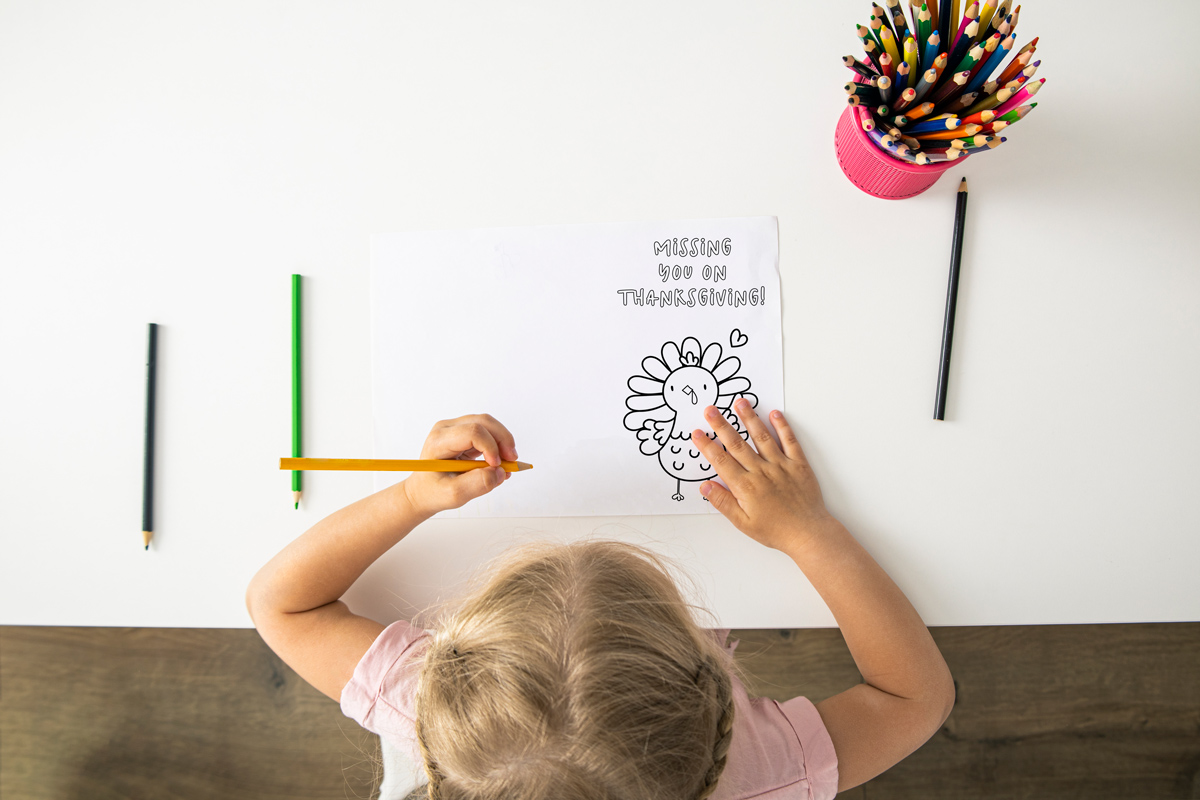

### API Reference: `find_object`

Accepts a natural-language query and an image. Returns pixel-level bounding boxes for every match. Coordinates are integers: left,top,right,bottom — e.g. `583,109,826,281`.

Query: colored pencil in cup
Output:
292,274,302,509
280,458,534,472
935,178,969,420
143,323,157,550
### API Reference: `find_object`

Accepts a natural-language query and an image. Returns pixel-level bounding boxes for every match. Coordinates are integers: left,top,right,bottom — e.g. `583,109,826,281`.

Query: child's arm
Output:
691,400,954,792
246,414,518,702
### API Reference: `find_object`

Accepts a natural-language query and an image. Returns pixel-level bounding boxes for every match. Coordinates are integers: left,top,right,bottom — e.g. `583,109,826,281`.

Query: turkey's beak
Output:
682,385,698,405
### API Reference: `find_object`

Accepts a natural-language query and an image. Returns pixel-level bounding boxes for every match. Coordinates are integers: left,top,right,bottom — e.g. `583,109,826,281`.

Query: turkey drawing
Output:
623,335,758,501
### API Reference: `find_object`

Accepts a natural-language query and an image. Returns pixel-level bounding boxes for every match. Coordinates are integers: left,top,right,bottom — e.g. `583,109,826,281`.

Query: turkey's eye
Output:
669,385,673,391
703,384,707,390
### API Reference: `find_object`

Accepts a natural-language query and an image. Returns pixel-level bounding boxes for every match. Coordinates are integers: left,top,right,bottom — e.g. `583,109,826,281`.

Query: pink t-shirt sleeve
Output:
710,631,839,800
340,619,430,756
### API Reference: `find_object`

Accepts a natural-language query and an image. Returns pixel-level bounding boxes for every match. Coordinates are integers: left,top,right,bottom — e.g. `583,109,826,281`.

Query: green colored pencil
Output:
292,274,302,509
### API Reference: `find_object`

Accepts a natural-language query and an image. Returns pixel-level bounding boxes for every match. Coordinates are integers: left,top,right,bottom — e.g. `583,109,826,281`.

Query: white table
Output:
2,1,1196,629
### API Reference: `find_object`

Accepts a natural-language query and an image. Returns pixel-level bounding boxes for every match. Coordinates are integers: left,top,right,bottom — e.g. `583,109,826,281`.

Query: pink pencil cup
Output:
834,105,963,200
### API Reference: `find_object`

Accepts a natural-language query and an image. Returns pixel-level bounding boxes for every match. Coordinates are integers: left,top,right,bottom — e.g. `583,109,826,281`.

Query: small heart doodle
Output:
729,329,748,348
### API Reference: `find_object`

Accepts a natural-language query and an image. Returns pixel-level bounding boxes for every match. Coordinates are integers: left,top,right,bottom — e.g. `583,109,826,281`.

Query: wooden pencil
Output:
938,0,954,51
961,135,1004,151
928,147,966,160
913,67,940,102
870,14,887,51
966,32,1014,93
960,83,1014,114
928,69,971,107
903,36,920,86
280,458,534,473
844,55,880,78
951,2,979,53
878,74,895,103
948,134,993,148
887,0,913,47
935,177,969,420
976,1,997,35
948,90,980,110
881,26,902,64
997,11,1014,37
923,31,942,71
914,123,982,139
863,37,885,72
855,103,877,130
292,274,302,509
995,102,1035,122
930,51,949,83
953,42,987,74
983,1,1009,38
907,115,961,133
880,52,895,81
959,109,996,125
873,2,898,39
947,18,979,69
143,323,157,550
869,127,899,151
917,5,933,51
1014,35,1039,58
992,77,1043,116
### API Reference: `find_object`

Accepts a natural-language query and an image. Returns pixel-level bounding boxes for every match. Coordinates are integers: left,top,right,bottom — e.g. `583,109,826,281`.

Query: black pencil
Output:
143,323,158,548
935,178,968,420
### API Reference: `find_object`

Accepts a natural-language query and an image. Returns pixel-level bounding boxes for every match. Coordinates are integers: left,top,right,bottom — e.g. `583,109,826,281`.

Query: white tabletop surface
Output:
2,1,1197,629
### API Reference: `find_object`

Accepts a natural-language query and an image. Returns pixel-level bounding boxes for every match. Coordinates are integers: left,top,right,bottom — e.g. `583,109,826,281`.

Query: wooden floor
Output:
2,623,1198,799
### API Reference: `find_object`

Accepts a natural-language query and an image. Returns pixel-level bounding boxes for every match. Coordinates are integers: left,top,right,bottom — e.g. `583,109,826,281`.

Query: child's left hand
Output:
400,414,518,518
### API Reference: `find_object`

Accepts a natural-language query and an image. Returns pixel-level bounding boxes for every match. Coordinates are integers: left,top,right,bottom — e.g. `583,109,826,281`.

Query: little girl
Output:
247,402,954,799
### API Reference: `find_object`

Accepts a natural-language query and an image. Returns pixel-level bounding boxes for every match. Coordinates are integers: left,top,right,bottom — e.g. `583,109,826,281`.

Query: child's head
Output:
414,539,736,800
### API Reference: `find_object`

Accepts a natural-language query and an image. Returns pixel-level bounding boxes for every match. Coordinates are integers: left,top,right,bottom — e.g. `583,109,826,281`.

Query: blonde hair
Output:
413,540,736,800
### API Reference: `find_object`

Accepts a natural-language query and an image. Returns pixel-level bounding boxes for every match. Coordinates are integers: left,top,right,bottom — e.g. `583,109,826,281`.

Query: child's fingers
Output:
469,413,518,461
703,405,761,469
733,397,782,462
699,480,748,528
447,465,506,507
691,428,746,488
425,420,502,466
768,410,809,465
431,414,518,463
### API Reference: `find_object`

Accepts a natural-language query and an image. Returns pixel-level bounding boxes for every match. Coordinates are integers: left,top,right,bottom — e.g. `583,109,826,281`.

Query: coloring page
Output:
371,217,783,517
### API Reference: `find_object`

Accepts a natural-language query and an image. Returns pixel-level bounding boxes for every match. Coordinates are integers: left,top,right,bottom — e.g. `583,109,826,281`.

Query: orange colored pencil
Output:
906,101,937,120
996,49,1033,85
959,109,996,126
279,458,534,472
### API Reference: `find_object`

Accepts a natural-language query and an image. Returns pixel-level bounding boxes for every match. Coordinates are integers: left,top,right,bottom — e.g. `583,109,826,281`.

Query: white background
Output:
1,1,1196,629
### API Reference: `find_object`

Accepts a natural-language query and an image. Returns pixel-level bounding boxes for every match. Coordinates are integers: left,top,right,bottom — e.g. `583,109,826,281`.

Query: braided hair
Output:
694,656,736,800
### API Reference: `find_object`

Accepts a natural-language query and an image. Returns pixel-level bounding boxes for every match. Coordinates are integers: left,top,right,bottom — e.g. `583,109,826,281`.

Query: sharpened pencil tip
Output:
145,545,149,550
959,177,968,192
295,502,299,509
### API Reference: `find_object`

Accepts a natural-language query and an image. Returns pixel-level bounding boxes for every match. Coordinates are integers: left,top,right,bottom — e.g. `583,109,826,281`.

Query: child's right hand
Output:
401,413,517,519
691,399,836,556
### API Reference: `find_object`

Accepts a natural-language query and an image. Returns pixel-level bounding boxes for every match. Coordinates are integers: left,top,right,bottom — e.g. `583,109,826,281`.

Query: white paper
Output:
371,217,783,517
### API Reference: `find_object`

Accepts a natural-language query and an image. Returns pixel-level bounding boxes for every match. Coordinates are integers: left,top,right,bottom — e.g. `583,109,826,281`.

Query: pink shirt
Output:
341,621,839,800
